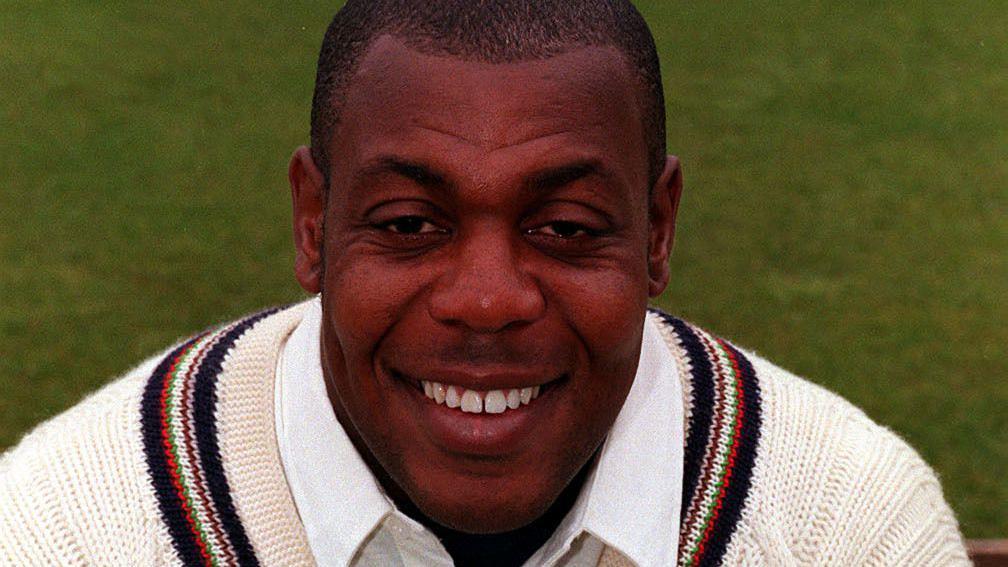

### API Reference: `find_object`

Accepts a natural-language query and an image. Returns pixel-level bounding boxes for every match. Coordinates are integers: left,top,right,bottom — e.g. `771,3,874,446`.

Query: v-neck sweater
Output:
0,301,969,566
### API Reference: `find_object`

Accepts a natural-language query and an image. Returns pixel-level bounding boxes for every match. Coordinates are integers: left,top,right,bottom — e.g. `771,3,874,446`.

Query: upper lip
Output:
390,366,560,391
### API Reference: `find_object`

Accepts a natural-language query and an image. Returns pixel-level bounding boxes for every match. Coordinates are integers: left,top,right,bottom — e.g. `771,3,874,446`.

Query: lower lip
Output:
395,375,559,457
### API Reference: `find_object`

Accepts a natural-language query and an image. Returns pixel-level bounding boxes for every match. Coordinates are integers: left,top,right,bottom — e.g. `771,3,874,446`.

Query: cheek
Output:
319,256,426,435
544,260,649,354
319,255,435,459
323,255,433,355
320,254,443,438
541,261,648,435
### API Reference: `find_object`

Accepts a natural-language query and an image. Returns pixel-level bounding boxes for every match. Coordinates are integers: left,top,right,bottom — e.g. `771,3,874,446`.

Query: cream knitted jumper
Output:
0,302,968,566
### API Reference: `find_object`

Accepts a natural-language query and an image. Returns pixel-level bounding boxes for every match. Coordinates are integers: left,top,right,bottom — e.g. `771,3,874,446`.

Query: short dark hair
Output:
310,0,666,189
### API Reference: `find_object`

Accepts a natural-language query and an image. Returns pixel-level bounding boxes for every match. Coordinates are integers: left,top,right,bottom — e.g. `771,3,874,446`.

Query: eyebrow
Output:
355,155,610,195
355,156,448,189
525,160,607,193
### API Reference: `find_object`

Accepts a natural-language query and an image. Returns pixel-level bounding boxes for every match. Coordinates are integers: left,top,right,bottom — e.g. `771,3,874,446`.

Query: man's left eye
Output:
530,221,592,239
379,216,443,235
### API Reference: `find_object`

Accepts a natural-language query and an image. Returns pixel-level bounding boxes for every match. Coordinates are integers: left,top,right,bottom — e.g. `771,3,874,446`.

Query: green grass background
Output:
1,2,1004,537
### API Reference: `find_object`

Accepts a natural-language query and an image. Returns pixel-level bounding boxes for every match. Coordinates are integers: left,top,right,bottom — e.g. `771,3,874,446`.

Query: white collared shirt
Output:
275,298,683,567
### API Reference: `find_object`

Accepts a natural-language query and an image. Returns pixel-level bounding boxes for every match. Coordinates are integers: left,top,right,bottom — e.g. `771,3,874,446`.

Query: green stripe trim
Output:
165,332,223,566
684,337,743,563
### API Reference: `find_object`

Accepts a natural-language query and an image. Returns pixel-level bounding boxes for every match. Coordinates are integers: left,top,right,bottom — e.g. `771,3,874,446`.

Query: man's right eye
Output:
377,216,444,235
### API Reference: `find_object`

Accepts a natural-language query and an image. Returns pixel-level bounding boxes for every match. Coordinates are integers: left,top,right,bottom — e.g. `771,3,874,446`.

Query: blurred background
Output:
1,1,1004,537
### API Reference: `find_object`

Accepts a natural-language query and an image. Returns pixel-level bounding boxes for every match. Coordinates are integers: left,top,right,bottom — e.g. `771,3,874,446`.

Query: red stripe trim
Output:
692,339,747,561
159,337,214,566
179,332,238,564
141,306,283,567
683,330,731,533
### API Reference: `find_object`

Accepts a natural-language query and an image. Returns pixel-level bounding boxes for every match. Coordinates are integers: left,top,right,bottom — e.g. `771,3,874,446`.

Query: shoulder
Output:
0,302,311,565
648,311,969,566
734,350,968,565
0,350,174,563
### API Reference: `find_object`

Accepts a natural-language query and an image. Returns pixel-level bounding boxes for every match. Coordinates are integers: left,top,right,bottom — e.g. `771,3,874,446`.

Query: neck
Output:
395,456,596,567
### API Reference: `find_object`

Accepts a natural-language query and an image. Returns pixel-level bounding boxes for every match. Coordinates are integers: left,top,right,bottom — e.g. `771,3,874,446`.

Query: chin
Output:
407,473,560,534
426,496,552,535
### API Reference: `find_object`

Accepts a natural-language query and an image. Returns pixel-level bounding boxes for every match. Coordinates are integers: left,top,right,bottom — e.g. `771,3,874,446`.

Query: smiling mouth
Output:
390,368,557,415
421,381,542,414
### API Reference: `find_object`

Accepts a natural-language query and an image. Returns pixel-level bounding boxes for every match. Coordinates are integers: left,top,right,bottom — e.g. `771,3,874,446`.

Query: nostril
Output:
428,283,546,332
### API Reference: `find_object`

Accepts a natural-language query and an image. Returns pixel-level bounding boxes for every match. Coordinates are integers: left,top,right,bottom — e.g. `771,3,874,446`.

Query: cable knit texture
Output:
0,302,968,566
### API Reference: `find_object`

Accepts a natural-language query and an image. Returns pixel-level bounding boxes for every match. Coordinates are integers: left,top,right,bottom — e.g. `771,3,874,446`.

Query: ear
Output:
647,155,684,297
289,146,326,294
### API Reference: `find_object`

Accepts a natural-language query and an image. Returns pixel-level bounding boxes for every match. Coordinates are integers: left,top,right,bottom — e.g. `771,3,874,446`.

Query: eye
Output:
377,216,444,235
529,221,593,239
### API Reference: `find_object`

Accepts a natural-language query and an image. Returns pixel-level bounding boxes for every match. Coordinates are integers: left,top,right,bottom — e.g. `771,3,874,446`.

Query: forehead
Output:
330,35,648,185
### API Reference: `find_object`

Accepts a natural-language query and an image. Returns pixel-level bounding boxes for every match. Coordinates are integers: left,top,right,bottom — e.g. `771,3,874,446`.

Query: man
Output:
0,1,968,565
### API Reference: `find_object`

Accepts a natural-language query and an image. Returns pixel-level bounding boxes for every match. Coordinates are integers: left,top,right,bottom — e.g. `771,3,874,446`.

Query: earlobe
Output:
647,155,683,297
289,146,326,294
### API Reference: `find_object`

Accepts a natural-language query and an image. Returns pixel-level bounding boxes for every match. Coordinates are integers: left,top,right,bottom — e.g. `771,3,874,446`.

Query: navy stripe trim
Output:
701,340,762,566
140,335,206,566
191,308,279,566
140,307,281,566
649,308,717,523
648,307,763,567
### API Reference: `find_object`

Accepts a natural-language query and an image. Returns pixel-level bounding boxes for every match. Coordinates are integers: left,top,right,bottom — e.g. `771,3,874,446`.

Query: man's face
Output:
291,36,680,533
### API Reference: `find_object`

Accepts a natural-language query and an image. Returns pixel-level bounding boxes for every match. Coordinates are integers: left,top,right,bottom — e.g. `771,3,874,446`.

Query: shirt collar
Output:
581,311,684,566
275,298,392,567
277,301,683,567
523,311,683,567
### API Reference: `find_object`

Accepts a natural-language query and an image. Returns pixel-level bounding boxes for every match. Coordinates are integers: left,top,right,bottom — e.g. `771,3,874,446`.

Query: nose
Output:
428,230,546,333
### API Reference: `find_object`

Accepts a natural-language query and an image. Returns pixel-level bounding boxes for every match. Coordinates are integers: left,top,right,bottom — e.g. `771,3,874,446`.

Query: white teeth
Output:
419,380,544,413
460,390,483,413
484,390,507,414
520,387,533,405
506,389,521,409
445,385,461,408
